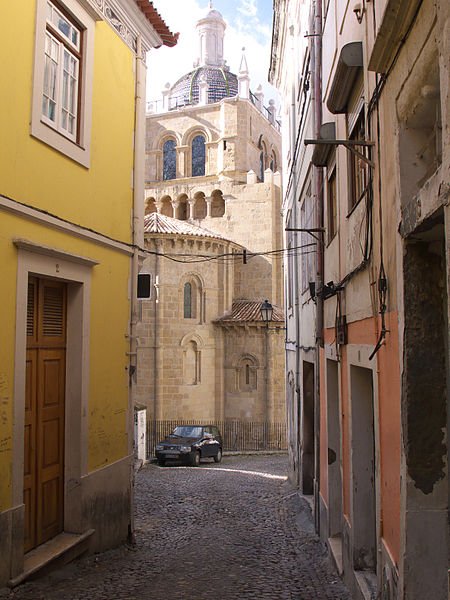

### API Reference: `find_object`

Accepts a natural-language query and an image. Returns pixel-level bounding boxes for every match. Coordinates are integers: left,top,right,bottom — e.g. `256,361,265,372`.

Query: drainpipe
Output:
311,0,323,534
153,245,160,442
129,34,146,541
288,24,302,491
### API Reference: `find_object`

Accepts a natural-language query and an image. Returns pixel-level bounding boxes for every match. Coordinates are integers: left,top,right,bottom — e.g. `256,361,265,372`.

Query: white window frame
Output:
31,0,96,167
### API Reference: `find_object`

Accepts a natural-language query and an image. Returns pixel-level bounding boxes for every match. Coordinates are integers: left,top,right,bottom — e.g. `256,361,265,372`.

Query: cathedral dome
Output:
169,66,238,107
205,8,223,20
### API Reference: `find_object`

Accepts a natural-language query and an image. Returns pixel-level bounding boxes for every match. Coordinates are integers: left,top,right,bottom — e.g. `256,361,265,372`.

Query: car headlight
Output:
156,445,164,451
180,446,191,452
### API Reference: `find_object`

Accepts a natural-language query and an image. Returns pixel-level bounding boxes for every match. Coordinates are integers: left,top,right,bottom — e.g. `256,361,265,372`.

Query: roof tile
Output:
214,300,285,324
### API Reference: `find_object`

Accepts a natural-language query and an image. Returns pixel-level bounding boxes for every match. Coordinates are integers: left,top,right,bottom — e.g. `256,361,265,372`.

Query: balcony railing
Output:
146,92,281,131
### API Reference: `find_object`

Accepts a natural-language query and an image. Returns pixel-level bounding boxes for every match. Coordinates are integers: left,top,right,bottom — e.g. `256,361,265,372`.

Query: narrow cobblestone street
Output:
3,455,351,600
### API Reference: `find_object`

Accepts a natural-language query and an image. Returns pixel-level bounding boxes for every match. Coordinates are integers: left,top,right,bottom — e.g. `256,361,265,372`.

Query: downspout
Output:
289,24,302,491
129,34,146,540
153,246,160,439
311,0,323,534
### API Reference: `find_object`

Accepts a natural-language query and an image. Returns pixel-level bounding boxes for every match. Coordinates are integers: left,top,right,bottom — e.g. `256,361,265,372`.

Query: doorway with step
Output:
24,276,66,552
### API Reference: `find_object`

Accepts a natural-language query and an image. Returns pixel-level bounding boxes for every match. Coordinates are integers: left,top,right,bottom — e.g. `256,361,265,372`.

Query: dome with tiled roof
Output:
167,4,238,107
169,67,238,107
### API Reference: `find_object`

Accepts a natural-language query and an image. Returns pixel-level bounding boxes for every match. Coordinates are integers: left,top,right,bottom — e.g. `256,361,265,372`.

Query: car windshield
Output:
172,426,203,438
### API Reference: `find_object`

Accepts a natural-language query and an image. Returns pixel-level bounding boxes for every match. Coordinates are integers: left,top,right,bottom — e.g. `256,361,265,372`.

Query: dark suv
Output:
155,425,223,467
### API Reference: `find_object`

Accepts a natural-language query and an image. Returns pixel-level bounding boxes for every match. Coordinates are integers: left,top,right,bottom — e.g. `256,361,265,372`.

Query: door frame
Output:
12,242,96,563
346,344,381,577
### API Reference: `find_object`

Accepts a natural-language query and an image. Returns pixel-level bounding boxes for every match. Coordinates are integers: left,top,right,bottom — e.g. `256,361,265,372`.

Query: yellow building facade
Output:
0,0,176,587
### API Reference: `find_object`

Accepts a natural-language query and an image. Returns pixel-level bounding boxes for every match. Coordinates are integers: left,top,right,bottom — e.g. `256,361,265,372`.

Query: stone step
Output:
9,529,95,588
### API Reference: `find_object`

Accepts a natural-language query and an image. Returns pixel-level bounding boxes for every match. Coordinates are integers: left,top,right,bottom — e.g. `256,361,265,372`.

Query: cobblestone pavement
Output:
4,455,351,600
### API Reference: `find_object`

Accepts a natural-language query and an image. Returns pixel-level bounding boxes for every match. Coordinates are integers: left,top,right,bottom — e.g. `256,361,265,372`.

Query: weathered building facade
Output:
0,0,176,587
270,0,449,598
135,7,286,441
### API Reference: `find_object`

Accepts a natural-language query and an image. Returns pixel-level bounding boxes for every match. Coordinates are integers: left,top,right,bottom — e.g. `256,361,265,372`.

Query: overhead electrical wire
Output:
1,192,316,265
147,242,317,264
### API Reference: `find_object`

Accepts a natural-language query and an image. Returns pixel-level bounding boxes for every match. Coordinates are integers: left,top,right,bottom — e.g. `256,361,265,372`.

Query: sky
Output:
146,0,279,107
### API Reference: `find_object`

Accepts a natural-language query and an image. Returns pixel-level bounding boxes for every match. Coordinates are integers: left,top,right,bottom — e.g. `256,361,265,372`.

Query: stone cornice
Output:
84,0,164,55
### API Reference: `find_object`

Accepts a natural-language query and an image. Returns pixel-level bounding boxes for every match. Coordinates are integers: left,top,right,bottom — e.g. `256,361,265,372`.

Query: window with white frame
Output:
348,108,368,211
42,1,81,141
31,0,95,167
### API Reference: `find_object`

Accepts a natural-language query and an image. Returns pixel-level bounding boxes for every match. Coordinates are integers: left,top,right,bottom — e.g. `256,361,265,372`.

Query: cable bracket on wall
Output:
304,139,375,168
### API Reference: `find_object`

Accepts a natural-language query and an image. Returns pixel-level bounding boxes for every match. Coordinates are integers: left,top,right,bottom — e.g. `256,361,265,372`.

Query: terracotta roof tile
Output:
144,213,227,240
135,1,179,47
214,300,285,324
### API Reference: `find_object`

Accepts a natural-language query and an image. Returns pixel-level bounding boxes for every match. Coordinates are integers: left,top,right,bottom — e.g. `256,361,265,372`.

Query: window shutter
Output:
42,284,65,338
27,281,36,338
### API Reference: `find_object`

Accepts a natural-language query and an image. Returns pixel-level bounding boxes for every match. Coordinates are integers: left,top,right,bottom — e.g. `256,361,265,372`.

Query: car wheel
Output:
157,459,165,466
213,448,222,463
190,451,201,467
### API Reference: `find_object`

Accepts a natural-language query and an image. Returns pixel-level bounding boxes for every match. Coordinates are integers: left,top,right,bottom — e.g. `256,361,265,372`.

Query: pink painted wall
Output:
322,313,401,565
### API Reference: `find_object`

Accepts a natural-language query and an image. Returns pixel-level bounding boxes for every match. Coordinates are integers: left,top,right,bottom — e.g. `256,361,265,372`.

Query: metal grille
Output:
146,420,287,459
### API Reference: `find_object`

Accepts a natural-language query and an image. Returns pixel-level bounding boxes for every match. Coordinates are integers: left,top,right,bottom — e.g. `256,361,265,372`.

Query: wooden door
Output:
24,277,66,552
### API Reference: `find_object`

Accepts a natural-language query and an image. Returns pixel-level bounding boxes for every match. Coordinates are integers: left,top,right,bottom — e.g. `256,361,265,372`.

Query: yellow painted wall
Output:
0,3,135,242
0,2,137,510
0,213,131,510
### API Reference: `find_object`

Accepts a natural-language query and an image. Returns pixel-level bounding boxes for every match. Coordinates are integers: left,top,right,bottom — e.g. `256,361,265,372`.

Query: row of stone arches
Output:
145,190,225,220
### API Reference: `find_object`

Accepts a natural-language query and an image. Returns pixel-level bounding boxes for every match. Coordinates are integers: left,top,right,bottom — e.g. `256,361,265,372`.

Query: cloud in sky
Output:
146,0,279,107
237,0,258,18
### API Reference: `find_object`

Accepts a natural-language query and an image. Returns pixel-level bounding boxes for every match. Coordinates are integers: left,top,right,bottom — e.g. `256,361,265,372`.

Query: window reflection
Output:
192,135,206,177
163,139,176,180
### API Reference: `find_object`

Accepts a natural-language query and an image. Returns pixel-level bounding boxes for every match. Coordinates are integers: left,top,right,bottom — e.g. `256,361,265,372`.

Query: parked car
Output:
155,425,223,466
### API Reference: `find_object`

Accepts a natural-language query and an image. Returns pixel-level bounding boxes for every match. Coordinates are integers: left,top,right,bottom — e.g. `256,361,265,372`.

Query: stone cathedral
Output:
136,5,285,438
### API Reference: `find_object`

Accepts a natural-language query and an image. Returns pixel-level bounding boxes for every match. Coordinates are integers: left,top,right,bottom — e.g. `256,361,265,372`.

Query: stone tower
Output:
137,5,285,449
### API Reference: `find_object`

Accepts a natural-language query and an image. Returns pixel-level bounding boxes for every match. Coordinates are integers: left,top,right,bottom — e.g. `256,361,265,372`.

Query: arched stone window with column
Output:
176,194,189,220
144,196,157,215
160,195,174,217
163,138,177,180
258,136,268,181
193,191,207,220
192,134,206,176
269,148,277,172
210,189,225,217
181,274,204,322
180,334,203,386
236,354,259,391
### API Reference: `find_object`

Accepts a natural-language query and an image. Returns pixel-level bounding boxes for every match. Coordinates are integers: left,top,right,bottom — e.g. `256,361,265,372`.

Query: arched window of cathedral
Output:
160,195,173,217
182,276,203,321
163,139,176,180
270,151,277,172
177,194,188,220
258,137,267,181
192,134,206,177
145,197,157,215
183,340,201,385
211,190,225,217
193,191,207,220
184,282,192,318
237,355,258,391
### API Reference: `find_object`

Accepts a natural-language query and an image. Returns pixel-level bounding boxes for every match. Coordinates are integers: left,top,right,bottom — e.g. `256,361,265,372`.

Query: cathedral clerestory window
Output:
192,134,206,177
184,282,192,318
163,139,176,180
